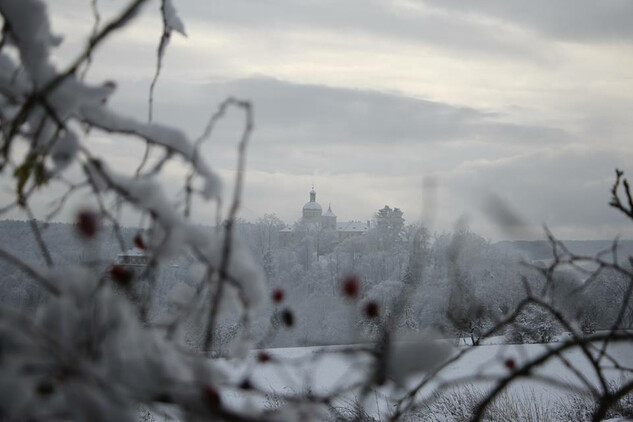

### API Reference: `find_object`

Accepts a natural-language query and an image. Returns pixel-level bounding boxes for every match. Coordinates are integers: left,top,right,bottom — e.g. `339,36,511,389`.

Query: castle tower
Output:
302,186,322,222
322,203,337,231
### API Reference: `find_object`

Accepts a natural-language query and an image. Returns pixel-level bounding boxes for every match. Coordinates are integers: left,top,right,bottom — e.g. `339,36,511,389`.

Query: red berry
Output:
504,358,516,370
281,309,294,327
76,210,99,238
134,233,146,250
342,275,360,298
364,301,379,319
202,386,221,408
272,289,284,303
110,265,133,285
257,352,271,363
239,379,252,390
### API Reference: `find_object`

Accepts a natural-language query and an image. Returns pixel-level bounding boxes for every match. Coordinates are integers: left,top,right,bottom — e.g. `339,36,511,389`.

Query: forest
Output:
2,217,632,351
1,0,633,420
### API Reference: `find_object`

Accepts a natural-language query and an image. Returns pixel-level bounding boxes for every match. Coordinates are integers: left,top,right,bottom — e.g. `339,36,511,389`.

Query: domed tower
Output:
302,186,322,222
322,203,337,231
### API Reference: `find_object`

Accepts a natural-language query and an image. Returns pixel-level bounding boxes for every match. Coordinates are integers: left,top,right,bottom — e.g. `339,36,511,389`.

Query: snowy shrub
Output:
2,1,633,421
553,380,633,421
553,391,596,421
505,303,562,344
0,0,268,419
415,385,552,422
577,302,600,335
330,396,381,422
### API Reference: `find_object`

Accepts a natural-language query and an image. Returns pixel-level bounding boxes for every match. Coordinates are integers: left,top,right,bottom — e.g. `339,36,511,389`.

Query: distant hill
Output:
494,240,633,262
0,219,137,266
0,220,191,310
2,218,630,269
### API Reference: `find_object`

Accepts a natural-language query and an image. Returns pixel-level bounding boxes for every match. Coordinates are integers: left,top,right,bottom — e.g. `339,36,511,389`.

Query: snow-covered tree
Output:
2,1,633,420
375,205,405,251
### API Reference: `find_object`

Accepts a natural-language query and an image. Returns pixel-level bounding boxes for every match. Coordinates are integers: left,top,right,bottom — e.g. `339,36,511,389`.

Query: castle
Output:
279,187,370,245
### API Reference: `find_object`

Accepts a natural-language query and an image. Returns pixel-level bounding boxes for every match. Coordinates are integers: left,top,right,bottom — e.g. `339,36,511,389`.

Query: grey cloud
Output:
150,77,571,148
50,0,633,47
4,0,627,243
422,0,633,43
48,0,551,62
445,146,633,239
181,0,551,60
98,76,572,177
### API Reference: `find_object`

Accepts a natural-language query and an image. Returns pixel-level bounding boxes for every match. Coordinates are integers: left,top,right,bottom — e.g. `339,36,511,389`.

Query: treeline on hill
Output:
1,217,632,350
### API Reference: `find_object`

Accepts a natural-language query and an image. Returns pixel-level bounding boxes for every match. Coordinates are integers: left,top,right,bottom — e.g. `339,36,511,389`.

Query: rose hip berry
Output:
272,288,284,303
202,386,221,408
342,275,360,298
281,309,294,327
134,233,146,250
110,265,133,285
257,352,271,363
364,301,379,319
76,210,99,238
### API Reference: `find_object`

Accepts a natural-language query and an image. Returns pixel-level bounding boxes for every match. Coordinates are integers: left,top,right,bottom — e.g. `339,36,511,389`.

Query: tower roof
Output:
303,186,322,215
303,201,322,211
323,204,336,217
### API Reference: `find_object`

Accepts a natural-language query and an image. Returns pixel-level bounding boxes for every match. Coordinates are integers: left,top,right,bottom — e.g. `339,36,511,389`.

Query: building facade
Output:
280,188,370,246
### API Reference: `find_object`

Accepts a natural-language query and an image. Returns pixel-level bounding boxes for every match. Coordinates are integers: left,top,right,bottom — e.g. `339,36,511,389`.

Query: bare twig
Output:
203,99,253,351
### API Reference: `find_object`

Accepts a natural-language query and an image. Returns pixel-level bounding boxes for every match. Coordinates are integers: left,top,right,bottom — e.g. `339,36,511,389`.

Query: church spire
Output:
310,185,316,202
323,203,336,218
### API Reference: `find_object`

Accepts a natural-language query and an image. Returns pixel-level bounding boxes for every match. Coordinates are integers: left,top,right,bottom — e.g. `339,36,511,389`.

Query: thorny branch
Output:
204,99,253,352
1,0,149,163
1,1,632,421
79,0,102,81
137,0,180,175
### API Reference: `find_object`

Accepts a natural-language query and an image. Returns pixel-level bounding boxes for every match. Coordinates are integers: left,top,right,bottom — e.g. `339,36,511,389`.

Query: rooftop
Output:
303,201,323,211
337,221,369,232
323,204,336,217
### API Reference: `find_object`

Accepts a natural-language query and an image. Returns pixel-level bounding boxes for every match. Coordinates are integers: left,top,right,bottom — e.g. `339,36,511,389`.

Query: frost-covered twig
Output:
184,97,248,219
471,332,632,422
148,0,185,125
2,1,633,421
44,180,90,222
204,99,253,351
138,0,186,175
0,0,148,162
22,201,54,267
79,0,102,80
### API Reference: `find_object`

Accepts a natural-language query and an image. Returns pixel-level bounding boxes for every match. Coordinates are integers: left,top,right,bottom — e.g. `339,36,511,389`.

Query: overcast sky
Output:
4,0,633,240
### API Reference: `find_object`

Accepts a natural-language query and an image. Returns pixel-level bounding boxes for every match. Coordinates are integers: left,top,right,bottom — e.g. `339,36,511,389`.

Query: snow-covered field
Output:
210,337,633,420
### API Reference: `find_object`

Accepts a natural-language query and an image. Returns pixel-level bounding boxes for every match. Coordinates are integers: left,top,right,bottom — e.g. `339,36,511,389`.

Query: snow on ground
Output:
143,336,633,420
217,337,633,419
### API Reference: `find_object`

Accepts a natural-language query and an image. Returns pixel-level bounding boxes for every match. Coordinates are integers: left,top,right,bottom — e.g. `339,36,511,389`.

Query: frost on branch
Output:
80,107,221,200
163,0,186,36
0,0,61,86
147,0,187,127
85,161,264,309
0,264,232,421
0,0,268,419
2,1,633,421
